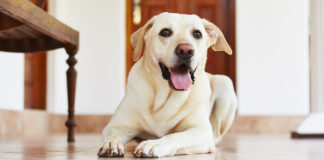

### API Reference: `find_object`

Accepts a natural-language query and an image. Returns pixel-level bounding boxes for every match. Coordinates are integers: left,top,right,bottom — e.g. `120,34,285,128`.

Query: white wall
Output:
236,0,310,115
0,53,24,111
47,0,126,114
0,0,311,116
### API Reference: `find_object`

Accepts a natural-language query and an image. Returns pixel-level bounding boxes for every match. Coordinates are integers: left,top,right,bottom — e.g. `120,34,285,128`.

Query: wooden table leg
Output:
65,47,77,142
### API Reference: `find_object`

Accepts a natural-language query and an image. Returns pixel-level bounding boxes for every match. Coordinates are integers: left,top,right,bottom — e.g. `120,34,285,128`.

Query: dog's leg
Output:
133,112,215,158
208,75,237,144
98,123,138,157
98,100,141,157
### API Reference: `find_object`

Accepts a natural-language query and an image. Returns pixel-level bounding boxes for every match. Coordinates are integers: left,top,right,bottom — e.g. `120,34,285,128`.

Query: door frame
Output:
125,0,236,87
24,0,47,110
125,0,133,80
310,0,324,112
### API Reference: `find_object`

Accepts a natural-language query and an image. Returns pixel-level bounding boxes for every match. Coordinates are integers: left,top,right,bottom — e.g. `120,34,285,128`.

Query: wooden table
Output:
0,0,79,142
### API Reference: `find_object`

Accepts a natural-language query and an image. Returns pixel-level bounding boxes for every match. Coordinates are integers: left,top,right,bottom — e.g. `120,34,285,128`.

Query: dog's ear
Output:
202,19,232,55
130,17,156,62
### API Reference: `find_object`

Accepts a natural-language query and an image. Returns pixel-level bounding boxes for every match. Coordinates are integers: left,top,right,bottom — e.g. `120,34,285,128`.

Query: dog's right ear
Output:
130,16,156,62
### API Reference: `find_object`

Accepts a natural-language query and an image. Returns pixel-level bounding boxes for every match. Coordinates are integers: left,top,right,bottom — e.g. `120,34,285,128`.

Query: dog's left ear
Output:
202,19,232,55
130,16,156,62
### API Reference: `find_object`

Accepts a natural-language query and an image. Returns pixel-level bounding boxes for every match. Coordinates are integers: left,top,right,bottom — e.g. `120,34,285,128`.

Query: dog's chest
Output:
140,91,192,137
142,113,183,138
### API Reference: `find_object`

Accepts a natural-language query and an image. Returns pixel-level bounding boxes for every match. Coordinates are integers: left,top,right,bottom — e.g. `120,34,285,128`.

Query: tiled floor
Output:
0,134,323,160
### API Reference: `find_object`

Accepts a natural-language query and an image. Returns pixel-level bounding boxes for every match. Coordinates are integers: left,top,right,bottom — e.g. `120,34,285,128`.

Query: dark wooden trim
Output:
125,0,133,81
24,52,47,110
291,131,324,139
23,0,48,110
218,0,237,90
227,0,236,90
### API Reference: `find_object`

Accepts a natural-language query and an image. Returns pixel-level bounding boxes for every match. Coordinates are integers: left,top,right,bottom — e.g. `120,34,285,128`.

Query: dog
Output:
98,12,237,158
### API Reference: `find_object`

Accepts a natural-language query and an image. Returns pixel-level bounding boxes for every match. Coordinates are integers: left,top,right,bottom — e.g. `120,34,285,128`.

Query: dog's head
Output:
131,12,232,91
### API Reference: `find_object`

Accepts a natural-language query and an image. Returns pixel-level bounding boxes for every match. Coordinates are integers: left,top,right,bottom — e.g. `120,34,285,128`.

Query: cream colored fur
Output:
98,12,237,158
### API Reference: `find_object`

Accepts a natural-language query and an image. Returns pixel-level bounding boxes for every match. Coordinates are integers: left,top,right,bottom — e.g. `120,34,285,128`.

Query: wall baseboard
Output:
0,109,305,139
229,115,305,134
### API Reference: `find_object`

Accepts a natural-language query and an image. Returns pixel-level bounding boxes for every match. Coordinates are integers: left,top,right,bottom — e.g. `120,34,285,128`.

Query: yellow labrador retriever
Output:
98,12,237,158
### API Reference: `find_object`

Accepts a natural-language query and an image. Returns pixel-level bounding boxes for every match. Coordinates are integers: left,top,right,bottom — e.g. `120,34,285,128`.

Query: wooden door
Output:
126,0,236,86
24,0,48,110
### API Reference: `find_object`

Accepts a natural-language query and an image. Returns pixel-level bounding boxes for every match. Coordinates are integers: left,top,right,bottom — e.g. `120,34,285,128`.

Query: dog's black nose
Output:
175,43,194,59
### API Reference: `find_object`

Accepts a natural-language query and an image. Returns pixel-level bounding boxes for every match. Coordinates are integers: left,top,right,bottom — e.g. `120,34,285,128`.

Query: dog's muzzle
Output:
159,62,196,91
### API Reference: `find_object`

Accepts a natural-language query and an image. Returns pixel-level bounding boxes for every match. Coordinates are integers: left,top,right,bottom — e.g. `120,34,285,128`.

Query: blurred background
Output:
0,0,323,136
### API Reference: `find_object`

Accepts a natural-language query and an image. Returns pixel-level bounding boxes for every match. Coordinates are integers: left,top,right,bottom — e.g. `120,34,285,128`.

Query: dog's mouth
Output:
159,62,196,91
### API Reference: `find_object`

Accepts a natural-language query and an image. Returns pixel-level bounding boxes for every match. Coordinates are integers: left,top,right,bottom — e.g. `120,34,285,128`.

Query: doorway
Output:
126,0,236,87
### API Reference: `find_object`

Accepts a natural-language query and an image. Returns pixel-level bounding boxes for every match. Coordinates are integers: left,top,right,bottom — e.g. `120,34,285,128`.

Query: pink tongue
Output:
170,70,192,90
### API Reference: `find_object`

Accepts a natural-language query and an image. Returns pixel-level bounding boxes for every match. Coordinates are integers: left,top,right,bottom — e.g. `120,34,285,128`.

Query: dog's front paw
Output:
133,140,175,158
98,140,124,157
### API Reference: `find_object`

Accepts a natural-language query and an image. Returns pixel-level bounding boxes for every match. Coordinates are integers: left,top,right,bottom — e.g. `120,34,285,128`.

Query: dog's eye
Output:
192,30,202,39
159,28,173,37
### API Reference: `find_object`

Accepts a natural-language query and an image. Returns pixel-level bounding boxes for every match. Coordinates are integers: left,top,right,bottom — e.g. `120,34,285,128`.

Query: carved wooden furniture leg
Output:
65,46,78,142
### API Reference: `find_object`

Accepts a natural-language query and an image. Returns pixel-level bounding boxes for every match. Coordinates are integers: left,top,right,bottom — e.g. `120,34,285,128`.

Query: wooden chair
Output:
0,0,79,142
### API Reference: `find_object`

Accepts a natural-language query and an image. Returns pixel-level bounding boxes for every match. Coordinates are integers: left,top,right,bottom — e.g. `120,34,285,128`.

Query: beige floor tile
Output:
0,134,323,160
